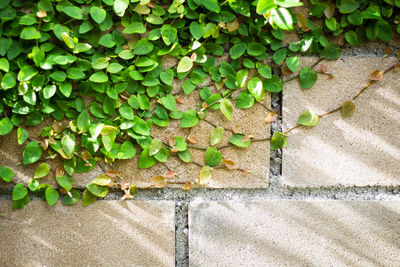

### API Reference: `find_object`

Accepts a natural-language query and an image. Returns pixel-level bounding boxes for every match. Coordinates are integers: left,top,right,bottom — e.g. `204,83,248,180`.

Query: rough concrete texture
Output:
189,200,400,267
0,200,175,267
282,57,400,187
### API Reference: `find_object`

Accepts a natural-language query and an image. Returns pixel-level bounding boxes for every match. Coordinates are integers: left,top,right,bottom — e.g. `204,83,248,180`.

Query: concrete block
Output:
189,200,400,267
0,200,175,267
282,57,400,186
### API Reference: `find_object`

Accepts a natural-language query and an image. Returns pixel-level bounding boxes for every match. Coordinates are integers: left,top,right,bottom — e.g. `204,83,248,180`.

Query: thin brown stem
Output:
202,118,236,134
318,106,341,118
283,125,300,135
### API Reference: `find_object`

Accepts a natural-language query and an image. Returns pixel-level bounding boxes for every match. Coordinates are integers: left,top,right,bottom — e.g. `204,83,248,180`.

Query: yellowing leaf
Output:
199,166,211,185
297,110,319,127
182,181,192,190
341,100,356,119
370,70,383,81
177,56,193,73
265,111,278,123
151,176,167,188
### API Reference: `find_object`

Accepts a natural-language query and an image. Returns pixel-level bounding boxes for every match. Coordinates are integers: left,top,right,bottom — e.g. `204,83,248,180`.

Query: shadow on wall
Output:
189,200,400,267
282,57,400,186
0,200,175,267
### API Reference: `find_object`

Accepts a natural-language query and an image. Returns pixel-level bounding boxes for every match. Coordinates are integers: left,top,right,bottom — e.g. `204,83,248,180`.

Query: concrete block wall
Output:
1,47,400,266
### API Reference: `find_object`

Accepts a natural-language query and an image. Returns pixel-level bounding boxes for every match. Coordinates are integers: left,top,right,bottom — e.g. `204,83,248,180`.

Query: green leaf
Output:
161,25,177,46
82,188,97,207
236,69,248,88
18,65,38,82
123,22,146,34
20,27,41,40
0,117,13,135
339,0,360,14
220,99,233,121
161,94,176,111
119,141,136,159
257,64,272,79
256,0,277,14
56,176,73,191
299,67,317,90
89,72,109,83
17,127,29,145
190,22,205,40
271,8,293,31
61,134,75,158
345,30,358,45
43,85,56,99
229,134,250,147
114,0,129,16
119,104,135,120
160,69,174,85
13,183,28,200
139,148,157,168
342,100,356,119
235,91,254,109
321,43,341,60
248,77,265,101
134,39,153,55
61,33,75,49
77,110,90,132
273,48,287,64
205,147,222,167
230,43,247,59
149,138,162,156
87,183,108,197
194,0,220,13
23,141,43,165
177,56,193,73
271,132,287,150
1,73,16,89
173,136,187,151
34,163,50,179
90,6,106,24
28,179,39,191
210,126,224,146
99,33,115,48
45,187,59,206
178,149,192,163
0,166,13,183
247,42,266,57
0,58,9,72
286,56,299,72
91,174,112,186
181,110,199,128
297,110,319,126
62,189,80,205
63,6,83,19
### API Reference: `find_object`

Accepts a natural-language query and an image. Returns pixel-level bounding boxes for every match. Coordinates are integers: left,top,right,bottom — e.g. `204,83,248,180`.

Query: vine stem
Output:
283,61,399,135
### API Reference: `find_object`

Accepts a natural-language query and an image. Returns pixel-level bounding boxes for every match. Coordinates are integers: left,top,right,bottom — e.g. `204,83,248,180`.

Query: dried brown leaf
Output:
223,159,235,170
265,111,278,123
36,10,47,18
226,20,239,32
164,171,175,178
168,136,176,147
106,170,118,178
187,136,198,144
170,147,179,153
176,96,184,104
190,53,197,61
370,70,384,81
341,100,356,119
55,165,65,177
385,46,393,56
324,3,335,19
82,150,90,161
182,181,193,190
201,102,208,109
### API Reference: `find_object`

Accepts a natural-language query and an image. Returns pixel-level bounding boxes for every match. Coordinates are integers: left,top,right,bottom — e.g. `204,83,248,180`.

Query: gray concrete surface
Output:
0,200,175,267
189,200,400,267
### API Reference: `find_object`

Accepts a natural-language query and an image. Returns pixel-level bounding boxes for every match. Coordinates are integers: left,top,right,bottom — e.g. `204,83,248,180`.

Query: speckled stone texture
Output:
282,57,400,187
0,200,175,267
189,200,400,267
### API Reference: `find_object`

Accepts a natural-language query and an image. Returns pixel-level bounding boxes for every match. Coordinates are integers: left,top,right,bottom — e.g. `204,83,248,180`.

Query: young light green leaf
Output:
297,110,319,126
177,56,193,73
13,183,28,200
34,163,50,179
149,138,162,156
0,117,13,136
248,77,265,101
210,127,224,146
90,6,106,24
0,166,13,183
219,99,233,121
199,166,211,185
181,110,199,128
229,134,250,148
77,110,90,132
138,148,157,169
62,134,75,158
